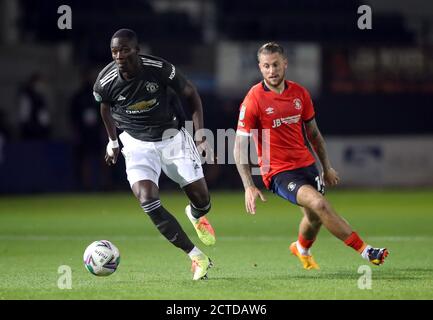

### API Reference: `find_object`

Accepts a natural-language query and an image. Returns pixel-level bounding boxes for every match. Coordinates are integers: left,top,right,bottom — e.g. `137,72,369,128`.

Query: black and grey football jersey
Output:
93,54,187,141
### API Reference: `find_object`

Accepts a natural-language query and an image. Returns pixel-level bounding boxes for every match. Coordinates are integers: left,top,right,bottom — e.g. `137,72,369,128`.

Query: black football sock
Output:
141,199,194,254
190,201,211,219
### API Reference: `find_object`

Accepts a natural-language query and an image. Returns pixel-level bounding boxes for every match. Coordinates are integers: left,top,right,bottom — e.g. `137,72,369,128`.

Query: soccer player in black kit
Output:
93,29,215,280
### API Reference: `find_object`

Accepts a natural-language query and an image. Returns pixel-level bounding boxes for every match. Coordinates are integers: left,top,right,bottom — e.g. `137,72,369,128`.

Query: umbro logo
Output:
117,95,126,101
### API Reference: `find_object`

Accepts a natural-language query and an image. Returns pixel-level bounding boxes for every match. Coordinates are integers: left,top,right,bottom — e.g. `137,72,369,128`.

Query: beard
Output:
266,74,284,88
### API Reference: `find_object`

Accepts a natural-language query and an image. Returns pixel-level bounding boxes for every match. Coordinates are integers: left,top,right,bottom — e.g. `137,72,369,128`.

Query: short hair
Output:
111,28,138,45
257,42,285,61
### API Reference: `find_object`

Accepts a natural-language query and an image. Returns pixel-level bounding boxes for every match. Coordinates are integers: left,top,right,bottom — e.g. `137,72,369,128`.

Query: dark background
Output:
0,0,432,193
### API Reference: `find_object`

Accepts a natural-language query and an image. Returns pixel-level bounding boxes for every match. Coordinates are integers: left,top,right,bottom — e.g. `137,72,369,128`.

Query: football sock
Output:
142,199,195,254
361,245,373,260
344,231,368,253
189,202,211,220
187,246,203,259
297,233,316,256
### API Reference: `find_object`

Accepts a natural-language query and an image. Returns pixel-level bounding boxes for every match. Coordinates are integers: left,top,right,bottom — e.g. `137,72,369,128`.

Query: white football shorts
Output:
119,128,204,188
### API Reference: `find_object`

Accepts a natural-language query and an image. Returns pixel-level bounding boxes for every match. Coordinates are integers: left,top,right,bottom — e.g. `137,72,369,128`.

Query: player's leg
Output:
289,207,322,270
296,185,389,265
297,185,352,240
270,168,322,269
299,207,322,245
182,178,216,246
155,129,213,278
296,208,322,256
132,180,195,254
132,179,211,279
160,128,216,246
120,131,211,279
183,177,211,217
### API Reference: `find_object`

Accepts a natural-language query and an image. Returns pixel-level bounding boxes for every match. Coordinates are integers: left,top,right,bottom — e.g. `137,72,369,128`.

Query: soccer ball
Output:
83,240,120,276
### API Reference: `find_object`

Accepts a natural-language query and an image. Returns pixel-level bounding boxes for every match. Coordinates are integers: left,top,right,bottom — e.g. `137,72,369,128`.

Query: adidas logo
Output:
117,95,126,101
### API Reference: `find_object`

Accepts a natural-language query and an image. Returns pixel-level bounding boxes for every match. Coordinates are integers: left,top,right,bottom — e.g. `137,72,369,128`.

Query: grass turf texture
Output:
1,190,432,299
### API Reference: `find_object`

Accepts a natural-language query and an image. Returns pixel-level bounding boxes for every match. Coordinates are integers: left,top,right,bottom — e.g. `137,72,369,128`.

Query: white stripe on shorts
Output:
181,128,201,163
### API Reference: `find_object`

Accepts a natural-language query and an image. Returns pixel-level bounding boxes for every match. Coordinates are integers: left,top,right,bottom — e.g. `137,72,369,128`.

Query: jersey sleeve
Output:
301,87,315,122
158,60,187,94
236,92,259,136
93,78,111,104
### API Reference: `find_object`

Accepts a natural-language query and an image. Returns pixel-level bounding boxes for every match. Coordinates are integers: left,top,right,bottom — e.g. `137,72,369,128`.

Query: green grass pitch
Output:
1,189,432,299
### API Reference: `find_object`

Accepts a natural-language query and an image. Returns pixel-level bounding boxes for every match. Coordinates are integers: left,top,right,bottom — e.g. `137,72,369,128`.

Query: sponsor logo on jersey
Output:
169,65,176,80
239,104,246,120
265,107,274,114
145,82,159,94
126,99,158,114
272,115,301,128
288,182,296,191
293,98,302,110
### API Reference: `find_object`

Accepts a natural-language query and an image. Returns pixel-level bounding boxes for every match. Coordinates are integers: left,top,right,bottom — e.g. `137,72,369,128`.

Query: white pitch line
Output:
0,235,431,242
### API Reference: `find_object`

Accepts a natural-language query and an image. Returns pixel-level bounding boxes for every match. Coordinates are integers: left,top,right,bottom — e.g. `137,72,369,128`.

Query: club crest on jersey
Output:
145,82,159,94
293,98,302,110
288,182,296,191
265,107,274,114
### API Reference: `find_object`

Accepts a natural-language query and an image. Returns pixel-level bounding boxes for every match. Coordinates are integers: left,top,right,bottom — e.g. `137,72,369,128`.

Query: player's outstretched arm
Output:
304,118,340,186
234,135,266,214
100,102,119,166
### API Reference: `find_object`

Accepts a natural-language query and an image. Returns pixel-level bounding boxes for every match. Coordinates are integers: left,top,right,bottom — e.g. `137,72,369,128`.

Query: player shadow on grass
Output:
285,268,433,281
214,267,433,281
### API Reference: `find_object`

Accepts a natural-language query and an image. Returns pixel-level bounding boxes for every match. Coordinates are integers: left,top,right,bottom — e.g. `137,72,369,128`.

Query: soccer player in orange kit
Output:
234,42,388,270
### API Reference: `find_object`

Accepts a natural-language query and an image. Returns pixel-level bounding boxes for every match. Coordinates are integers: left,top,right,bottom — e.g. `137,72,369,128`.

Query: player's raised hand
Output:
245,186,267,214
324,167,340,186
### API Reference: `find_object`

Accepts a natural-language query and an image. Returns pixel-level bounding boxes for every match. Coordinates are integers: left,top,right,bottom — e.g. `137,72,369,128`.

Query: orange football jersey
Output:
236,80,316,188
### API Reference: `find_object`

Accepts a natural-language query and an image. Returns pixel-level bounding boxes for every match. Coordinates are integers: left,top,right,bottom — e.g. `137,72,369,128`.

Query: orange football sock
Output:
344,231,367,253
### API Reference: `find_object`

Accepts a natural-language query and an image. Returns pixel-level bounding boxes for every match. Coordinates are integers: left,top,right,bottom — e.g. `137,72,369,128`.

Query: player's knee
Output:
140,198,161,215
310,197,329,215
132,181,159,205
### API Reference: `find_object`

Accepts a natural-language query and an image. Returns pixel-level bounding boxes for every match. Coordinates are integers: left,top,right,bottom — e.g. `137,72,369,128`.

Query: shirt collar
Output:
262,80,288,92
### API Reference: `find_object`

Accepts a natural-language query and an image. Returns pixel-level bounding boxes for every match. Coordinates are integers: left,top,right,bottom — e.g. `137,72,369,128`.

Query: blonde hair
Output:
257,42,285,61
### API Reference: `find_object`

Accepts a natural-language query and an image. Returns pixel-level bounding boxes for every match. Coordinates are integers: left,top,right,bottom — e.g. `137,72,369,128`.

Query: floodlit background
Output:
0,0,432,193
